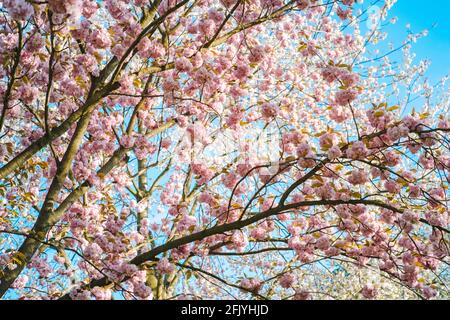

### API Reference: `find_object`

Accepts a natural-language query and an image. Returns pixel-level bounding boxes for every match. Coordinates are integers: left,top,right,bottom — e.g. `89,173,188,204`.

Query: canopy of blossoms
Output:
0,0,448,300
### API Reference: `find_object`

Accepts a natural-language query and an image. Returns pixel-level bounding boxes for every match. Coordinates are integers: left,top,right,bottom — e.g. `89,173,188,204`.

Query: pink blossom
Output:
348,169,369,185
3,0,33,21
250,227,266,240
133,283,153,299
293,290,310,300
361,284,377,299
240,278,262,293
279,273,296,288
84,243,102,260
315,236,330,251
346,141,368,159
156,258,175,274
335,89,358,106
422,286,437,300
175,56,194,73
384,180,401,194
90,28,111,49
176,214,197,232
327,145,342,159
12,275,28,289
120,135,136,148
91,287,112,300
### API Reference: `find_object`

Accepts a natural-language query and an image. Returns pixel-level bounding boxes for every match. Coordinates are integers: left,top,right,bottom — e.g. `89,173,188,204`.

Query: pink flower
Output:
335,89,358,106
230,231,248,252
327,145,342,159
293,290,310,300
161,138,171,149
18,84,39,104
84,243,102,260
49,0,83,22
361,284,377,299
261,102,278,119
336,6,352,20
122,263,139,276
3,0,33,21
12,275,28,289
120,135,135,148
402,115,420,130
329,105,350,123
384,150,401,166
340,72,359,87
90,28,111,48
133,283,153,299
348,169,369,185
176,214,197,232
208,8,224,22
419,154,434,169
249,45,267,64
346,141,368,159
316,183,336,200
234,62,251,81
342,0,356,5
423,286,437,300
137,37,152,54
156,258,175,274
198,19,216,37
408,184,421,198
319,133,337,150
240,278,262,293
380,208,396,224
82,0,98,18
384,180,401,194
315,235,330,251
296,142,311,158
250,227,266,240
91,287,112,300
296,0,311,10
175,56,193,73
112,44,127,58
70,289,92,300
191,163,214,185
279,273,296,288
387,125,409,141
76,54,99,76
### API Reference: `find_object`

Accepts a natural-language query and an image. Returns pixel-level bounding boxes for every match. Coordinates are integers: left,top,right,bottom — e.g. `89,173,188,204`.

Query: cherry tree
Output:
0,0,448,300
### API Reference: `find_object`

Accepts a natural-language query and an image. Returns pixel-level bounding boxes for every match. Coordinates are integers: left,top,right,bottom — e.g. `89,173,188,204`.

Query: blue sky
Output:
387,0,450,82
